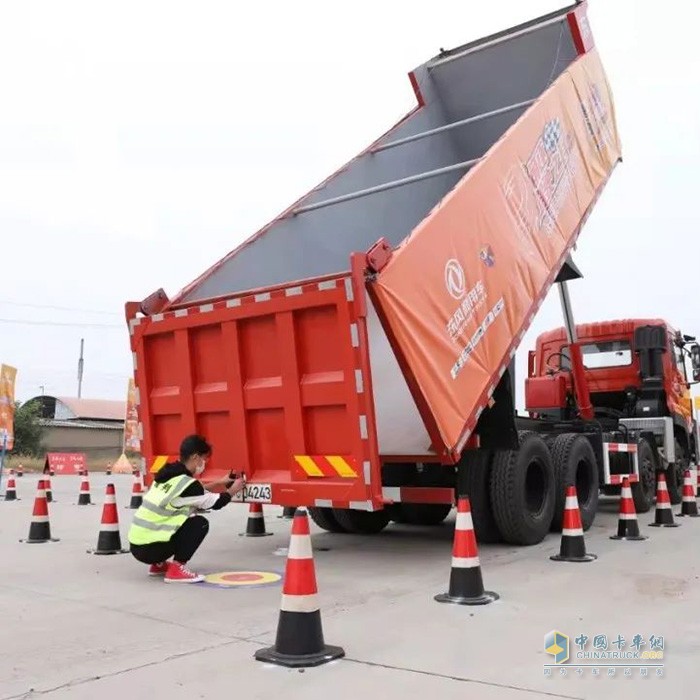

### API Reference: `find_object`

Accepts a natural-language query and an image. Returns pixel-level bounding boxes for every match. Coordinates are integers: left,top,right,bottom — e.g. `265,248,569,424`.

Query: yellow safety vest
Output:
128,474,196,546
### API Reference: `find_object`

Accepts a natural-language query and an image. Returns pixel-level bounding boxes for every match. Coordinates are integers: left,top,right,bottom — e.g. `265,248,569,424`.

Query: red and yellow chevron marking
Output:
293,455,358,478
150,455,175,474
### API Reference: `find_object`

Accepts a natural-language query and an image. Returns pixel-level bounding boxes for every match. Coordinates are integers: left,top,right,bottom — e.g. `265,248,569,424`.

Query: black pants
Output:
130,515,209,565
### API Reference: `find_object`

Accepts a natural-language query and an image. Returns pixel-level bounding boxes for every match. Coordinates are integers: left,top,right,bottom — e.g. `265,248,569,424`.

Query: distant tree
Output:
10,401,46,457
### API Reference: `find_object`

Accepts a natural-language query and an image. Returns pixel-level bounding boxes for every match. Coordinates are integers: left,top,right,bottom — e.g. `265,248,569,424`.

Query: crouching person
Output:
128,434,245,583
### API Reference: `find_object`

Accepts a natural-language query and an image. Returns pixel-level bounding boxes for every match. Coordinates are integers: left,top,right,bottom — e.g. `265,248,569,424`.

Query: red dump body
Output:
127,2,622,510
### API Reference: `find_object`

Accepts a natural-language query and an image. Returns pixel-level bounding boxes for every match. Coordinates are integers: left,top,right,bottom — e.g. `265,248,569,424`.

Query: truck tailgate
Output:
129,273,382,510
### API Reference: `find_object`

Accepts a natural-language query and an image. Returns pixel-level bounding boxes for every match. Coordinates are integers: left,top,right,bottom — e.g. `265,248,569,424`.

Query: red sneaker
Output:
148,562,168,577
164,561,204,584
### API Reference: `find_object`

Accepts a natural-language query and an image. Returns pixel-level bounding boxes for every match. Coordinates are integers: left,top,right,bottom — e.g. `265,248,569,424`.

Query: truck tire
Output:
549,434,599,532
666,439,688,506
489,433,556,545
631,438,656,514
458,449,501,544
332,508,390,534
308,507,347,533
392,503,452,526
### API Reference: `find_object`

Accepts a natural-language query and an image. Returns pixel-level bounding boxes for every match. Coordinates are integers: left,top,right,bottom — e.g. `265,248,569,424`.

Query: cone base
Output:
649,522,680,527
239,531,273,537
550,553,597,562
254,644,344,668
610,534,648,541
88,548,129,555
677,511,700,517
434,590,499,606
4,496,19,501
21,538,60,543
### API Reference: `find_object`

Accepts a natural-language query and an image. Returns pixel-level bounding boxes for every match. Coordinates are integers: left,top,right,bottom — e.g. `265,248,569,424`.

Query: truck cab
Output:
526,319,700,503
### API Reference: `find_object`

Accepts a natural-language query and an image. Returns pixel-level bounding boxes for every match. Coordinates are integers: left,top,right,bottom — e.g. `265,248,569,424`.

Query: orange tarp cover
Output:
372,48,622,455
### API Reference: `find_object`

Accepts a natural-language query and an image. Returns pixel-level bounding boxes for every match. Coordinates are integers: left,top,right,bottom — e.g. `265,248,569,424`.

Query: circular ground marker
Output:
203,570,282,588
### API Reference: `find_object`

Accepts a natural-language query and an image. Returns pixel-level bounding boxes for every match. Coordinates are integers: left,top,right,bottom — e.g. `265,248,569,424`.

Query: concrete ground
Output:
0,474,698,700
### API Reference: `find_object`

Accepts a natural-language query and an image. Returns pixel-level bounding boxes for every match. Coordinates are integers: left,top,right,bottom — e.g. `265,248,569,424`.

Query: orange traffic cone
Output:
4,473,18,501
128,472,143,509
88,484,128,555
435,496,499,605
550,486,597,562
650,472,680,527
106,462,112,476
677,469,699,517
610,477,647,540
77,473,92,505
255,508,344,667
20,480,59,543
17,464,23,477
240,503,273,537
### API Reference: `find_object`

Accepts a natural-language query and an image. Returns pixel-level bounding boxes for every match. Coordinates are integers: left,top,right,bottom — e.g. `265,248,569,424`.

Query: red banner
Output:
371,48,621,456
44,453,87,475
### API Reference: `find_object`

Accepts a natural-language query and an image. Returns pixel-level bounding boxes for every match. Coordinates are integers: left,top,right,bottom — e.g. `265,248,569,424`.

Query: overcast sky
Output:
1,1,697,411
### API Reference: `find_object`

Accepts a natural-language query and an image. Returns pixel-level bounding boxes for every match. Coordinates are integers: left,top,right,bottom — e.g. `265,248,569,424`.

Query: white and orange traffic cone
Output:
17,464,23,477
106,462,112,476
128,472,143,509
20,480,59,543
435,496,499,605
4,473,18,501
677,469,699,517
650,472,680,527
255,508,344,668
550,486,597,562
610,477,647,541
88,484,128,555
240,502,273,537
77,473,92,505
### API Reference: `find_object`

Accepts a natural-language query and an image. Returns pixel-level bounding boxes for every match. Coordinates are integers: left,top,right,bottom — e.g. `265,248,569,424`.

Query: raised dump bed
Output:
127,1,622,539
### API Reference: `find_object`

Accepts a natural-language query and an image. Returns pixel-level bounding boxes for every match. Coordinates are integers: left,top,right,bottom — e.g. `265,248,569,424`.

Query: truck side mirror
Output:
691,344,700,380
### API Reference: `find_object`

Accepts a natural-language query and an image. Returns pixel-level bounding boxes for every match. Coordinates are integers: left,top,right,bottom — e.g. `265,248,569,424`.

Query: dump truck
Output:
126,1,628,545
526,319,700,513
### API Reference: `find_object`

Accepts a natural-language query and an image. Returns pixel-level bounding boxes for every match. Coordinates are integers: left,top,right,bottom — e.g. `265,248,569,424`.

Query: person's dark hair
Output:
179,434,212,462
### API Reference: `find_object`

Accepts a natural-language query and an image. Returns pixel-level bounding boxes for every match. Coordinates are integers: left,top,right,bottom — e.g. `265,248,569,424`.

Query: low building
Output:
26,395,126,460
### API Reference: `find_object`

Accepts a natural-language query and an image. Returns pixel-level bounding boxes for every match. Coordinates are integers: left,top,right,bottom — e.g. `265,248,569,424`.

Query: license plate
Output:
234,483,272,503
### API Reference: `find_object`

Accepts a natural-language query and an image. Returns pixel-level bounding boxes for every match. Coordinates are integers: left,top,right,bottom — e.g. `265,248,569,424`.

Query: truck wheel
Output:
549,434,599,532
332,508,390,534
392,503,452,526
489,433,555,545
666,439,688,506
631,438,656,514
458,449,501,543
308,507,347,533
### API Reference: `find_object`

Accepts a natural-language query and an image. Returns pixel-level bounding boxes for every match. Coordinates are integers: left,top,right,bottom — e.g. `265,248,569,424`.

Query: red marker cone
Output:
128,472,143,509
4,474,18,501
650,472,680,527
240,502,273,537
255,508,344,667
20,480,59,543
106,462,112,476
435,496,499,604
88,484,128,554
17,464,23,477
77,473,92,505
279,506,297,520
551,486,597,562
677,469,699,517
610,477,647,540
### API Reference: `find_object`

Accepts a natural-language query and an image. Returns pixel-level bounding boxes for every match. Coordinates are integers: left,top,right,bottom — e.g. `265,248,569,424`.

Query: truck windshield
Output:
581,341,632,368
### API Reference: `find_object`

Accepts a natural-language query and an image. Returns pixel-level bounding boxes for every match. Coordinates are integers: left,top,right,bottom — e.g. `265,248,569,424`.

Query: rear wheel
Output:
308,507,348,533
332,508,391,534
631,438,656,514
666,439,688,505
458,449,501,543
489,432,555,545
550,434,599,531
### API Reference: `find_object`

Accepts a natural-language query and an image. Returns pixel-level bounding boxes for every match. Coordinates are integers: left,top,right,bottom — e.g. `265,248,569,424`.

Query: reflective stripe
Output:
138,500,176,518
131,516,180,533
